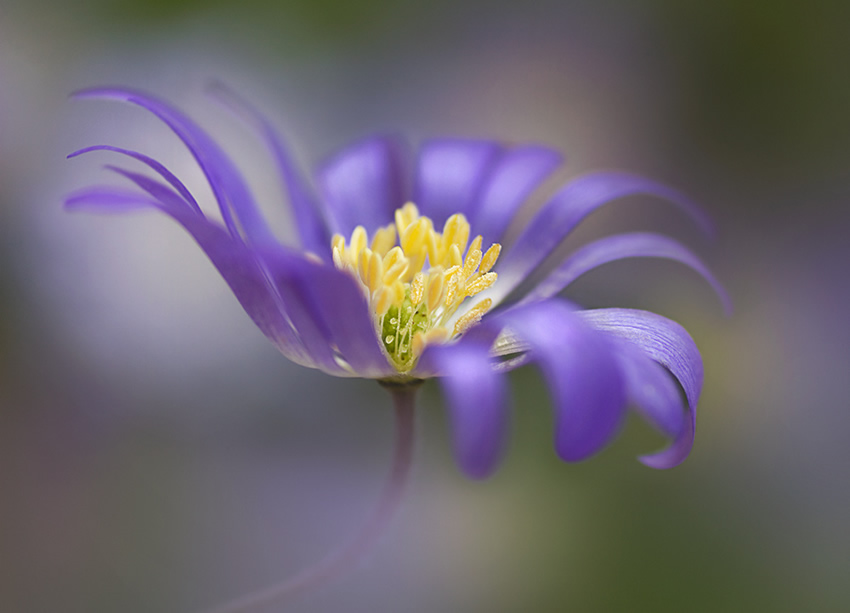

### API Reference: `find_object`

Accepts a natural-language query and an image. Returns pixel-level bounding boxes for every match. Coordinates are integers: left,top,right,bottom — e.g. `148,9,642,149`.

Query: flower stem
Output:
202,383,420,613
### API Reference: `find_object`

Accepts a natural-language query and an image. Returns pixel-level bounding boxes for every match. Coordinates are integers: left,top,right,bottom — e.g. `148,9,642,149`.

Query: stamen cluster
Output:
332,203,500,372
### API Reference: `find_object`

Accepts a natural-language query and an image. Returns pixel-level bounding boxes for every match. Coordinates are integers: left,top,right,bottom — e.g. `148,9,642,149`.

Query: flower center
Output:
331,203,500,372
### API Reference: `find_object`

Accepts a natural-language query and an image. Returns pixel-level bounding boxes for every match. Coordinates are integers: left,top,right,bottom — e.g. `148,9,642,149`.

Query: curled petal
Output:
578,308,703,468
469,145,563,246
68,145,202,213
65,184,322,370
414,139,502,227
263,254,395,378
607,339,685,439
65,186,167,213
492,301,627,462
520,232,732,315
495,172,713,302
72,87,277,246
418,341,509,479
206,82,331,255
316,136,407,236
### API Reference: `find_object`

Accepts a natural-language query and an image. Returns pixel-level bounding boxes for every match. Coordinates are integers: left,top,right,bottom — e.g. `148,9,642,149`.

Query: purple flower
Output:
66,85,728,480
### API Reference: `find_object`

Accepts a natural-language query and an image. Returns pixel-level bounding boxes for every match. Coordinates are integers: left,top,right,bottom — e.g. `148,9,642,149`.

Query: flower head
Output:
66,85,729,479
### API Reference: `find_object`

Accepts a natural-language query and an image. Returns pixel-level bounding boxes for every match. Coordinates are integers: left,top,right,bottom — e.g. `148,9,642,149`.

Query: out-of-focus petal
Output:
72,88,277,247
65,186,168,213
495,172,713,302
418,340,509,479
68,145,202,214
263,253,394,378
578,308,703,468
65,183,322,369
520,232,732,314
469,145,563,245
316,136,407,236
414,139,502,228
206,82,331,255
607,339,685,439
494,301,627,462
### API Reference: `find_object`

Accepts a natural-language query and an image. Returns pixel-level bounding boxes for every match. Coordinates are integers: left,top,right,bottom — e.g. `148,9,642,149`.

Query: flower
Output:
66,85,729,480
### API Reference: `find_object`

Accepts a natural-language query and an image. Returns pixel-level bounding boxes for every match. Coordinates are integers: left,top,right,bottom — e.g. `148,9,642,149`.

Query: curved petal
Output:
68,145,202,214
316,135,407,236
206,82,331,255
495,172,714,302
414,138,502,228
519,232,732,314
607,339,685,439
262,253,394,378
72,88,277,247
469,145,563,246
419,341,509,479
103,166,202,217
578,308,703,468
65,184,323,370
492,301,627,462
65,186,168,213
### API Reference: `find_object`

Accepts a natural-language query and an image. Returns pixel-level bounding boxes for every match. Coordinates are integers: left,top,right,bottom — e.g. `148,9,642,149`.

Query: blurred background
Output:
1,0,849,611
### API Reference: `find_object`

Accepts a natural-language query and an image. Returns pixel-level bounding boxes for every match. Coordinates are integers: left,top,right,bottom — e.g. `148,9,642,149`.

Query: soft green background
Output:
1,1,848,612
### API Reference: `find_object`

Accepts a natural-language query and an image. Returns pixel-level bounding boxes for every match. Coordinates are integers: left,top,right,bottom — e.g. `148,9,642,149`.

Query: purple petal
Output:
68,145,201,214
607,339,685,439
578,308,703,468
520,232,732,314
414,139,502,228
103,166,200,216
65,186,166,213
66,185,322,370
469,145,563,245
496,172,714,301
263,254,394,378
493,301,627,462
419,341,509,479
316,136,407,236
206,82,331,255
72,88,277,247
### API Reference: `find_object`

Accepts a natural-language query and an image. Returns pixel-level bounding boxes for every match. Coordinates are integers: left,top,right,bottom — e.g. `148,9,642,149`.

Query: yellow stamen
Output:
480,243,501,274
453,298,492,336
330,204,501,372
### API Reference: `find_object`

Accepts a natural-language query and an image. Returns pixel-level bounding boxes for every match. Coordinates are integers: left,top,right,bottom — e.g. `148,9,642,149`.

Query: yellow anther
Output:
465,272,497,297
453,298,492,336
357,248,372,283
332,245,344,269
468,235,483,257
390,281,406,306
350,226,367,256
426,270,445,310
332,233,346,256
383,245,404,269
401,217,431,254
462,248,482,280
479,243,501,274
367,251,384,292
370,224,397,257
374,287,393,315
443,213,470,257
383,259,409,286
445,272,460,307
395,202,419,236
331,204,501,373
410,272,426,305
447,243,463,268
405,251,427,281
